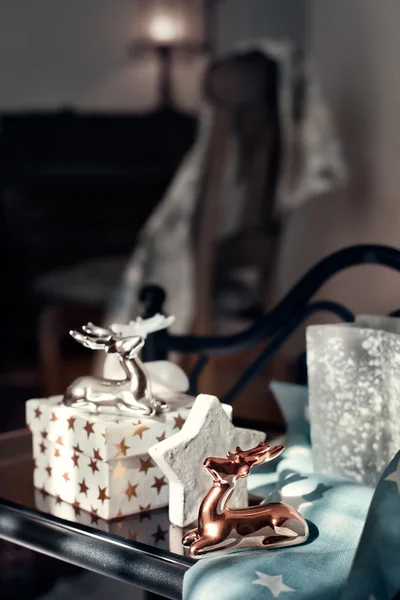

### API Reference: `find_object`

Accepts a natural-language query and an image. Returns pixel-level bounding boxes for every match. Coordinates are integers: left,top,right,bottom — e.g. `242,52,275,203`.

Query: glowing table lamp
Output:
131,0,217,108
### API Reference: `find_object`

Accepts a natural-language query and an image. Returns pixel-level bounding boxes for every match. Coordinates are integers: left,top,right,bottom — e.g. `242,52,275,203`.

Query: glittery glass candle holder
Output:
307,318,400,486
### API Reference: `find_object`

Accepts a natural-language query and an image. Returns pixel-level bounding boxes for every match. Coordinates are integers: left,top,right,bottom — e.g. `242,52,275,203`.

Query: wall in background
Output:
4,2,400,338
215,0,307,52
0,0,306,112
273,0,400,357
0,0,204,113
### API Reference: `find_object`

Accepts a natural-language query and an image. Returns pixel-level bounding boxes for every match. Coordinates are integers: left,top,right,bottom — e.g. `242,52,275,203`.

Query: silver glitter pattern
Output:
307,322,400,486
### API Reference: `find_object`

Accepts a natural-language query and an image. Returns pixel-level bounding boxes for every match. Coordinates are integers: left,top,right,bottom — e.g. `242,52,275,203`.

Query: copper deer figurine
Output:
63,323,168,416
182,442,309,557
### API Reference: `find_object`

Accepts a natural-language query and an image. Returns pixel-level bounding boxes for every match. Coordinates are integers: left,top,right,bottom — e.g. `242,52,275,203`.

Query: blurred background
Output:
1,1,400,597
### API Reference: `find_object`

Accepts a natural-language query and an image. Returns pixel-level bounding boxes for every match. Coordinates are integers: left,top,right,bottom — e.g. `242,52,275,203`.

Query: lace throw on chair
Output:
107,39,347,333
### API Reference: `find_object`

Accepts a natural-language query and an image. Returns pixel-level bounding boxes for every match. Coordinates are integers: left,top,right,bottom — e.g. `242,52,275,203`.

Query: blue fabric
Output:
342,452,400,600
183,383,400,599
270,381,310,447
183,463,373,599
248,382,312,495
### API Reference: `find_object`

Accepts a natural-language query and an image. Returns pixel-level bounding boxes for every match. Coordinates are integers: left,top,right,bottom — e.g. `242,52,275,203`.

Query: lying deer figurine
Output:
63,323,168,416
182,442,309,558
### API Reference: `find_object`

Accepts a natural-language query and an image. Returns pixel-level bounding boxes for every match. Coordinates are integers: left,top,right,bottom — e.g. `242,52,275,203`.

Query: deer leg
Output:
152,395,170,412
262,534,291,546
182,528,200,547
117,398,155,417
63,397,97,413
189,535,219,558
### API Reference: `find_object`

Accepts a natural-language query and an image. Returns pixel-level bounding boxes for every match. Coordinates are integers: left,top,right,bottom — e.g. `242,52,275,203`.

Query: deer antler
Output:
229,442,284,466
82,323,115,339
70,323,117,351
234,442,270,456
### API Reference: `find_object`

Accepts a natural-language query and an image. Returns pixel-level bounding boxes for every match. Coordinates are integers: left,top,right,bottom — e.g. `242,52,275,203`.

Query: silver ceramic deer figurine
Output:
63,323,168,416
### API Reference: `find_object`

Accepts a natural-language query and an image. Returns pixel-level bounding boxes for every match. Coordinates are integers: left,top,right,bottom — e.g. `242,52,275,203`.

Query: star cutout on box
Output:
111,461,127,481
98,486,110,504
91,507,100,524
385,456,400,495
156,431,166,443
45,465,52,477
72,453,80,467
41,429,48,439
72,500,81,516
55,495,62,505
62,472,70,482
125,482,138,501
88,458,99,474
54,448,61,458
115,438,130,457
79,478,89,496
128,530,139,542
173,414,185,430
34,407,42,419
151,524,167,544
139,504,152,521
139,456,155,475
93,448,103,461
84,421,95,439
133,421,150,439
149,394,265,527
253,572,295,597
56,436,63,446
151,476,167,495
39,442,47,454
50,411,58,422
67,416,76,430
73,443,83,453
40,487,49,499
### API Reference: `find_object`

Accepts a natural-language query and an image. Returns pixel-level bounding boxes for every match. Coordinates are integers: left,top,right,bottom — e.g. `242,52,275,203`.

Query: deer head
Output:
204,442,285,482
71,323,146,359
114,336,145,359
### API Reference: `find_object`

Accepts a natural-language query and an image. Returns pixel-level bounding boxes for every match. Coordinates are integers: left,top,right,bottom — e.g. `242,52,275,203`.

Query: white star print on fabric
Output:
252,572,295,597
385,457,400,495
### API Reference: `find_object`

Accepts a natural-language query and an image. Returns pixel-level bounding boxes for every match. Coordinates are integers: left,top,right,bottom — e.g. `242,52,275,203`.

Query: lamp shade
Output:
132,0,206,47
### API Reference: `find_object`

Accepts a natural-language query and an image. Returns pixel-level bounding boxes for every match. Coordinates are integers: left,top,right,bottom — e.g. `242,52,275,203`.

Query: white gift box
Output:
26,394,193,520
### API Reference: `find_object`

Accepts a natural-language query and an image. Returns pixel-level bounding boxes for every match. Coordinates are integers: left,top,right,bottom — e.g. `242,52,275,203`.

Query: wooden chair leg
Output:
38,305,65,396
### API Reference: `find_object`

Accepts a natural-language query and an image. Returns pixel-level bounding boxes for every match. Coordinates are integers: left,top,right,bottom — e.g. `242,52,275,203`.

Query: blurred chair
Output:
193,51,281,335
105,42,346,357
26,53,280,396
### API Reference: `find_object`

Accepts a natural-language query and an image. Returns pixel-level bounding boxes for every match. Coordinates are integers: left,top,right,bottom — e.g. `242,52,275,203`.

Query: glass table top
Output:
0,428,192,563
0,427,266,598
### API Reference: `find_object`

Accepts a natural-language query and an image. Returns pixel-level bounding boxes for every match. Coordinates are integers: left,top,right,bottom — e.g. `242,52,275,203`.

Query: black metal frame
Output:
141,244,400,403
2,244,400,599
